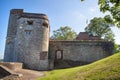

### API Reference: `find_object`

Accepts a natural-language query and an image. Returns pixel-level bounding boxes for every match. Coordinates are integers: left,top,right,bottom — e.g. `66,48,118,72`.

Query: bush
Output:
114,44,120,53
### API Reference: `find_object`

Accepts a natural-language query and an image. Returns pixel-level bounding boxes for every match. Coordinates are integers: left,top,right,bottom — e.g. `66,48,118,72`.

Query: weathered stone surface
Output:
49,40,114,66
0,62,22,71
4,9,114,70
4,9,50,70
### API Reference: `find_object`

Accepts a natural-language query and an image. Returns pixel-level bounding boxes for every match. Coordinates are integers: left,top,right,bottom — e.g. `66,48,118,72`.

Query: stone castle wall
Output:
4,9,114,70
16,17,49,70
4,9,50,70
4,9,23,62
49,40,114,63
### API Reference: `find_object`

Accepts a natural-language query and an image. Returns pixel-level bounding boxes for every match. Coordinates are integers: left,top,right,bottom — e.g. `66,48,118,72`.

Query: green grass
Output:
38,52,120,80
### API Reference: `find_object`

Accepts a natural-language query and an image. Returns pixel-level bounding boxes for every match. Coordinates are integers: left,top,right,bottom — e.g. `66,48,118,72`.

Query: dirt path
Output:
15,69,45,80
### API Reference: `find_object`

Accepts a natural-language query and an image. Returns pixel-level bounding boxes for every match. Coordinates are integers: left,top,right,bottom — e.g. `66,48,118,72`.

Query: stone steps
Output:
0,65,23,79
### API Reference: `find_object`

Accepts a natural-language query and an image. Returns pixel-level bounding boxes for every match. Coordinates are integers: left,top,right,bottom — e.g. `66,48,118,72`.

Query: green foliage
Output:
51,26,77,40
98,0,120,28
38,52,120,80
85,17,115,41
114,44,120,53
81,0,120,28
81,0,84,1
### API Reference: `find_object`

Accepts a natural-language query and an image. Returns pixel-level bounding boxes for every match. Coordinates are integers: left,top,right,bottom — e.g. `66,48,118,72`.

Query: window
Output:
42,22,48,28
27,20,33,25
55,50,63,60
25,30,32,36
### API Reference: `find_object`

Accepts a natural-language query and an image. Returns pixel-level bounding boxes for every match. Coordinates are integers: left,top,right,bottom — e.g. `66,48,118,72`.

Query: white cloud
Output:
89,6,99,12
90,8,95,12
72,11,87,20
65,11,88,33
87,6,109,18
50,10,88,34
69,11,87,22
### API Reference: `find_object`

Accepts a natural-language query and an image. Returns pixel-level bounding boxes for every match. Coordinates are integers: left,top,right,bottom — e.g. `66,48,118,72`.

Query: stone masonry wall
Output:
49,40,114,63
16,17,49,70
4,9,22,62
4,9,50,70
0,62,22,71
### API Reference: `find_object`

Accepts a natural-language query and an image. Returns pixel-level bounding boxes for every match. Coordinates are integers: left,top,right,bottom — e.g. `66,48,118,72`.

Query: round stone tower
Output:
4,9,50,70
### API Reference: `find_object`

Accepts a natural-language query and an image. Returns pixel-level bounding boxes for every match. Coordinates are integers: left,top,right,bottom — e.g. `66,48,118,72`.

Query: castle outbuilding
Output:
4,9,114,70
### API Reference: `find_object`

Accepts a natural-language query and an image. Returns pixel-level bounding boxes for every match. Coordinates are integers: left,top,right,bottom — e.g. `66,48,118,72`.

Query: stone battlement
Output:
10,9,23,14
10,9,48,20
20,13,48,20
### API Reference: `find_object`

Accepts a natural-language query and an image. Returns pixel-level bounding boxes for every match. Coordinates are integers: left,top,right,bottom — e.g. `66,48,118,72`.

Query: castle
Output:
4,9,114,70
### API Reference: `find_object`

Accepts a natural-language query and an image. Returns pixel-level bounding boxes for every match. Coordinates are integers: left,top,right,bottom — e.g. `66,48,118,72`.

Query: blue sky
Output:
0,0,120,59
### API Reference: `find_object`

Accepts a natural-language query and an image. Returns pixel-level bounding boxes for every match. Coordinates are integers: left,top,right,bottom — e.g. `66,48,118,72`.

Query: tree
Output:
51,26,77,40
85,17,115,41
81,0,120,28
114,43,120,53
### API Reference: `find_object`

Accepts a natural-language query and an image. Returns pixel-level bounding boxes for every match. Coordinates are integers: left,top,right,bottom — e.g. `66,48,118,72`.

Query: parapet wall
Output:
10,9,23,14
0,62,23,71
49,40,114,63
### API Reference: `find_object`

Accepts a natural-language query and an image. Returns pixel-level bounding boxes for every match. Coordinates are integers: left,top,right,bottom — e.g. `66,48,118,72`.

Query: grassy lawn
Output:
37,52,120,80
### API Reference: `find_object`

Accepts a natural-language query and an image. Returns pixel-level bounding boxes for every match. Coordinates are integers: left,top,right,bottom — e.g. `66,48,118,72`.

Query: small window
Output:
25,30,32,36
42,22,48,28
27,21,33,25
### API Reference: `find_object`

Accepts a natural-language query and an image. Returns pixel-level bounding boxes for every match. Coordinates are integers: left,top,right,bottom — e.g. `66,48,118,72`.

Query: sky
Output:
0,0,120,59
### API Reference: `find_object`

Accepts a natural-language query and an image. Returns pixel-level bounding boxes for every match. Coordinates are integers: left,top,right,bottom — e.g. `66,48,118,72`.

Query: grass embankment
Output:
38,52,120,80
